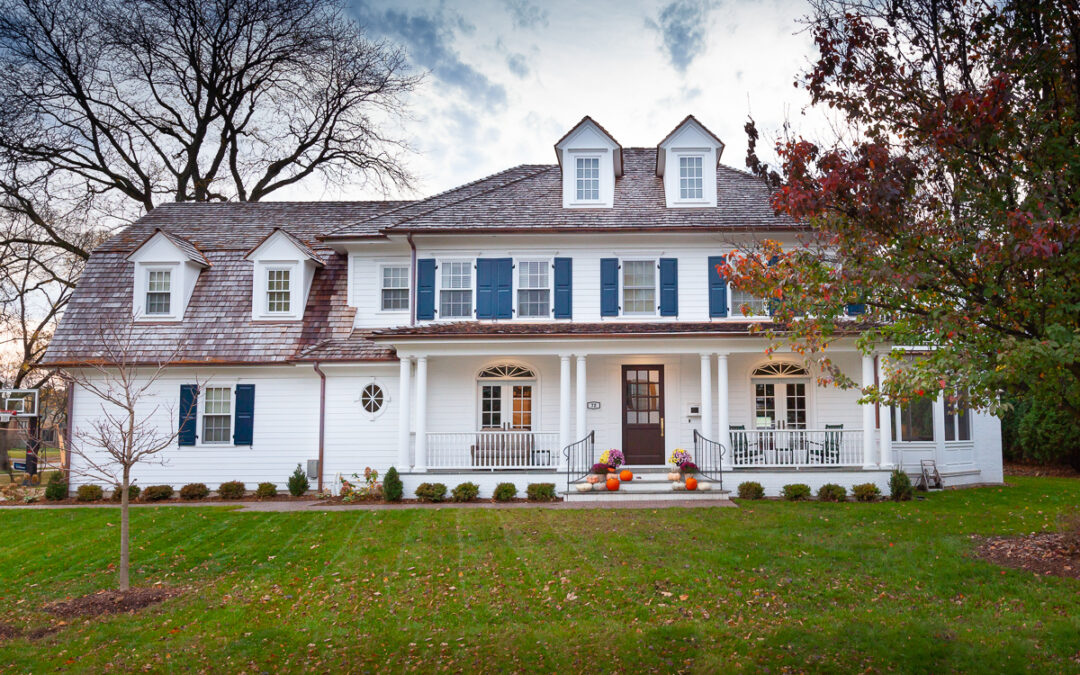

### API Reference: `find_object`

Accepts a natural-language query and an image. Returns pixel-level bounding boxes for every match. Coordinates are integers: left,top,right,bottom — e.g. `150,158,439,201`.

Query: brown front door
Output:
622,365,665,465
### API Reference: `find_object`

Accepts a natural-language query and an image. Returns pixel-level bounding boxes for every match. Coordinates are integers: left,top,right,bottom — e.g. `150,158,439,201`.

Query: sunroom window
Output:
893,396,934,442
145,269,172,315
440,261,472,318
622,260,656,314
575,157,599,201
517,261,550,317
945,397,971,441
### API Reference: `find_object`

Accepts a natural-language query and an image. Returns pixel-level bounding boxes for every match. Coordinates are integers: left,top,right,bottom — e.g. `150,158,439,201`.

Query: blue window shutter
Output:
846,303,866,315
495,258,513,319
600,258,619,317
233,384,255,446
553,258,572,319
178,385,197,446
476,259,494,319
659,258,678,316
708,255,728,317
416,259,436,320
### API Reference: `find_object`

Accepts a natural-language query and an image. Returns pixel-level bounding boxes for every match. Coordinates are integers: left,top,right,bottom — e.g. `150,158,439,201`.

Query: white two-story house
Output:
43,116,1003,498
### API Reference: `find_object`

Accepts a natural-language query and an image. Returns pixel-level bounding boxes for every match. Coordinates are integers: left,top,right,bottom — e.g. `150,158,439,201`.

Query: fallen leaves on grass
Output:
973,534,1080,579
45,586,185,618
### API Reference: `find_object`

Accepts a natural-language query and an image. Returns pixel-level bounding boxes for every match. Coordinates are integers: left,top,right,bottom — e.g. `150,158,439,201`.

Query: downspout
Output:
407,233,417,326
313,362,326,492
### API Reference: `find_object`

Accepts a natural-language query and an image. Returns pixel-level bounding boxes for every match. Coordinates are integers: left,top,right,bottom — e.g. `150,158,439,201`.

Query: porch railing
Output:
426,431,561,470
563,431,596,493
691,429,725,490
728,428,863,467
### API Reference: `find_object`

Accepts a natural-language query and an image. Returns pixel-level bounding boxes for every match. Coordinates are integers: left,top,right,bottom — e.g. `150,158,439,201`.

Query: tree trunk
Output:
119,470,130,592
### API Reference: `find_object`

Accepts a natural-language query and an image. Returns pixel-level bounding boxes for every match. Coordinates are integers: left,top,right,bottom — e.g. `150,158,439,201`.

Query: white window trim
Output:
434,258,475,321
513,257,553,320
619,258,659,317
377,263,411,314
570,154,604,205
475,374,539,431
675,153,707,204
197,385,236,448
141,263,180,320
358,379,391,420
264,265,294,315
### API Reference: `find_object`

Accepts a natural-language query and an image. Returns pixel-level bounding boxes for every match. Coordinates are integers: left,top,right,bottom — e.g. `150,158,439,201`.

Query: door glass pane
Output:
625,368,660,426
754,382,775,428
512,385,532,430
481,384,502,428
785,382,807,429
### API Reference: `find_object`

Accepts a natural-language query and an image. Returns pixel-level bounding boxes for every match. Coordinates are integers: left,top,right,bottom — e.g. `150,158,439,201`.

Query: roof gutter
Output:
312,361,327,492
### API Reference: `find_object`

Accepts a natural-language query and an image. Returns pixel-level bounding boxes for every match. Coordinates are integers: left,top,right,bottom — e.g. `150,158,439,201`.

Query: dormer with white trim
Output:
656,115,725,208
244,228,324,322
555,116,623,208
127,229,210,322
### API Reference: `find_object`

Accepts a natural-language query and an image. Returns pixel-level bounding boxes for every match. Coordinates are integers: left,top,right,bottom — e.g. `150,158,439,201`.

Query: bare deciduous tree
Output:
66,322,204,591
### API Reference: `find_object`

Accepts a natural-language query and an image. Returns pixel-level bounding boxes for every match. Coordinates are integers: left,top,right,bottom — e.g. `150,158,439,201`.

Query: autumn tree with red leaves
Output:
733,0,1080,466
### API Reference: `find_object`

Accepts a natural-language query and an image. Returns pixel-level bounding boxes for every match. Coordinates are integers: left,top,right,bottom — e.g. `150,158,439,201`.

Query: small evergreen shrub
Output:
218,481,246,500
287,464,310,497
526,483,557,501
111,484,141,502
76,484,103,502
853,483,882,502
781,483,812,501
493,482,517,502
256,482,278,498
737,481,765,500
889,470,913,502
817,483,847,502
44,472,67,501
451,482,479,502
414,482,447,502
179,483,210,500
142,484,175,502
383,466,403,502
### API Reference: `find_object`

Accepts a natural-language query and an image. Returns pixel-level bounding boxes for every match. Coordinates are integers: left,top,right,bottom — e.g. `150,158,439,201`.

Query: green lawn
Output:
1,477,1078,673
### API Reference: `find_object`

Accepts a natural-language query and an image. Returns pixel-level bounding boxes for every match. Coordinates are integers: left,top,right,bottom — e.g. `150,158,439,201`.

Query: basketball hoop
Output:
0,410,15,424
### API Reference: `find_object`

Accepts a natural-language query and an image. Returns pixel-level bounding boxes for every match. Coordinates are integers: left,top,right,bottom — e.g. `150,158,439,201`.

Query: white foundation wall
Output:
69,366,322,490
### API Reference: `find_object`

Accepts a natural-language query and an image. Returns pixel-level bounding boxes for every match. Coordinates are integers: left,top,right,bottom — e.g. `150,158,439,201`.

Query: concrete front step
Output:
563,489,733,503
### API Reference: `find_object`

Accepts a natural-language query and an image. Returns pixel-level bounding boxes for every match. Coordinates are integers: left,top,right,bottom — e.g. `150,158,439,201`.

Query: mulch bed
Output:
312,497,559,506
45,586,183,619
1004,462,1080,478
0,494,317,507
973,534,1080,580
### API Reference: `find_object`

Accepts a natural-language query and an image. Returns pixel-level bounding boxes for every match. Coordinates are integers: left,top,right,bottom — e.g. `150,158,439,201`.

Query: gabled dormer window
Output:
266,268,291,313
145,269,172,315
575,157,600,201
679,155,704,200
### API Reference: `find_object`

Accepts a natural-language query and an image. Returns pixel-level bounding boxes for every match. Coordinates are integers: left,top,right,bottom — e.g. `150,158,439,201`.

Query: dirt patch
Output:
0,623,58,642
45,586,183,618
1004,462,1080,478
0,623,19,640
973,534,1080,580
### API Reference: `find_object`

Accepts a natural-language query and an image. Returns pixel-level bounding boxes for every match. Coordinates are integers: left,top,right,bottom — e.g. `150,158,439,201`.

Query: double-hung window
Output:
381,265,409,311
679,155,704,200
622,260,656,314
575,157,600,201
202,387,232,444
945,397,971,441
145,269,172,316
893,396,934,442
439,261,472,318
730,284,768,317
517,260,550,318
266,269,291,313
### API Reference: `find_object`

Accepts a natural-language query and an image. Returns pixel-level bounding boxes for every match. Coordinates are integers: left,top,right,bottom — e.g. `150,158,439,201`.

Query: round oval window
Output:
361,384,384,413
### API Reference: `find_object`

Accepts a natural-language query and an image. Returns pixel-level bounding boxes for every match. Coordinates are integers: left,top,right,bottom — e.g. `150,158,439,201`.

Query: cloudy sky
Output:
320,0,826,200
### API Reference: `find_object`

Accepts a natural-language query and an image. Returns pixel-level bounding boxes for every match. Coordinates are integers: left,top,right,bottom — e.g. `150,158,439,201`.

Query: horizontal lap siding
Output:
323,367,400,481
351,255,411,329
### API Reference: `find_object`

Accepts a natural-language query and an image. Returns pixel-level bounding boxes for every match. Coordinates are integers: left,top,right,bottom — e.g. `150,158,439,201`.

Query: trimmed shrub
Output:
218,481,246,500
853,483,881,502
737,481,765,500
44,472,67,501
383,467,403,502
817,483,847,502
142,484,174,502
179,483,210,500
451,482,480,502
493,482,517,502
781,483,812,501
287,464,310,497
256,482,278,498
526,483,557,501
414,482,447,502
76,484,103,502
889,470,913,502
111,484,141,502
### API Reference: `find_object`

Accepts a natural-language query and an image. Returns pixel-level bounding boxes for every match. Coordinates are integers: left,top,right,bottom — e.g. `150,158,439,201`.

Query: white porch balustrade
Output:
728,428,864,467
426,431,561,470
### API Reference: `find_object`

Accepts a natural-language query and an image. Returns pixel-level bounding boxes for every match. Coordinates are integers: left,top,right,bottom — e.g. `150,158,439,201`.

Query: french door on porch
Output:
753,379,808,431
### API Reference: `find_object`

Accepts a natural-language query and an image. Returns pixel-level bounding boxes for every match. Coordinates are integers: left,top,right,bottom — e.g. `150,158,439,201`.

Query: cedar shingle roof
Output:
370,321,783,339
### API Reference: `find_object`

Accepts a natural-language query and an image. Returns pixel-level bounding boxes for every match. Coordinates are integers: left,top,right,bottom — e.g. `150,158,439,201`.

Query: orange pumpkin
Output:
606,477,620,491
685,476,698,491
619,469,633,482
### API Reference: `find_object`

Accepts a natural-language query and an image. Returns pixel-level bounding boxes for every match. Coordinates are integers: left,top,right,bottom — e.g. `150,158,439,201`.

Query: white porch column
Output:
575,355,587,440
716,353,731,470
861,353,876,469
877,355,893,468
559,355,572,470
413,356,429,473
397,356,412,470
699,354,713,443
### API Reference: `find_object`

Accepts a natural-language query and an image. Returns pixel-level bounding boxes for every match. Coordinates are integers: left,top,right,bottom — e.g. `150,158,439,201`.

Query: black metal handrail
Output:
692,429,725,491
562,430,595,493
